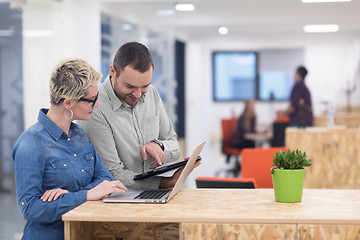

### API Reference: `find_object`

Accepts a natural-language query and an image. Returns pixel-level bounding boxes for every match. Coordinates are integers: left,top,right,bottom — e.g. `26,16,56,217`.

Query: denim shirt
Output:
12,109,114,240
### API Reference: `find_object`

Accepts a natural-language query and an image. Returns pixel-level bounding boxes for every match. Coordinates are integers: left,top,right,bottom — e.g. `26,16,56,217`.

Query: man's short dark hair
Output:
113,42,154,78
296,66,308,80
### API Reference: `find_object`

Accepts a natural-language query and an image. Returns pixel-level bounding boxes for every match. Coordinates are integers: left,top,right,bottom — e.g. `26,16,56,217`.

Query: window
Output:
259,71,293,101
258,49,304,101
213,51,258,101
213,49,304,102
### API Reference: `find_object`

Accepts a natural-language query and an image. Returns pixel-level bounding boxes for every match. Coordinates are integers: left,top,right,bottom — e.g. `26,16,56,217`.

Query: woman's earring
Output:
64,109,73,120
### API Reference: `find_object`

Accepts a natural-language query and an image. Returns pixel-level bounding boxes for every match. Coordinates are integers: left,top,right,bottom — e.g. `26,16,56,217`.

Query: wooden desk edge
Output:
62,189,360,225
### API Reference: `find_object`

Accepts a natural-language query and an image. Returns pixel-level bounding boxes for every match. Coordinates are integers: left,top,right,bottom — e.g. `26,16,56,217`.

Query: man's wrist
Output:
159,177,175,189
151,139,164,151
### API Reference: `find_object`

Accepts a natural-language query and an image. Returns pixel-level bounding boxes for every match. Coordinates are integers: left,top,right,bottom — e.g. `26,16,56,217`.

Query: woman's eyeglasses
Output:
79,92,99,107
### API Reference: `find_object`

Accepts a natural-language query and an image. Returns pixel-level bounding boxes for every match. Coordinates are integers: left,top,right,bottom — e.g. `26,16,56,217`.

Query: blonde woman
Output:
232,99,257,149
12,59,127,240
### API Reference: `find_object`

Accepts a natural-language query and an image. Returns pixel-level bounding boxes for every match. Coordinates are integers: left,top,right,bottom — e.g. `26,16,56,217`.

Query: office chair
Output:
195,176,257,189
217,118,242,177
241,147,288,188
271,115,289,147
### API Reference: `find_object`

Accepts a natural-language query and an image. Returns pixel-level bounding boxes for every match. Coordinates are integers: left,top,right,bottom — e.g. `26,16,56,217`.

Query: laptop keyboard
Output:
135,189,170,199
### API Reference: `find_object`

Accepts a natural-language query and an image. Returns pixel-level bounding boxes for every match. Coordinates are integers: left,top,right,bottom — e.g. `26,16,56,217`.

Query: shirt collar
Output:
103,74,146,111
38,108,78,140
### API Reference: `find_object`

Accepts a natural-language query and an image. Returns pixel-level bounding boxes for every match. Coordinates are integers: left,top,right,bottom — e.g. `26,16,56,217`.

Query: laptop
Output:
103,141,206,203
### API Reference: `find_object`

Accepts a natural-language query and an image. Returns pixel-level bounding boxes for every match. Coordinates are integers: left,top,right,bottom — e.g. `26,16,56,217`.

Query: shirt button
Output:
74,154,77,157
80,187,83,189
64,163,67,167
81,169,84,172
67,138,70,141
21,201,25,206
91,157,94,160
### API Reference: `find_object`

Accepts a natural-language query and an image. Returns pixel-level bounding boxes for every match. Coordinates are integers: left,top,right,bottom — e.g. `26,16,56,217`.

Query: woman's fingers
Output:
40,188,69,202
53,189,69,201
87,180,128,201
111,180,128,192
47,190,58,202
40,190,51,202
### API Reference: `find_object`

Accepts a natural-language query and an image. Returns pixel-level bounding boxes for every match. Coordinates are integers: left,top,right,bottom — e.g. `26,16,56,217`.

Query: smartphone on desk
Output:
133,155,202,181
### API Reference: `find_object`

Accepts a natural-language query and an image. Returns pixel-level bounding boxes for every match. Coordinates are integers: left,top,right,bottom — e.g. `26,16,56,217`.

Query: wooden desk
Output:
244,132,272,148
62,189,360,240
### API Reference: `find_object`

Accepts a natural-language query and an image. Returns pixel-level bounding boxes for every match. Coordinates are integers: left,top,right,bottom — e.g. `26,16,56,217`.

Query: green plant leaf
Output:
272,149,311,170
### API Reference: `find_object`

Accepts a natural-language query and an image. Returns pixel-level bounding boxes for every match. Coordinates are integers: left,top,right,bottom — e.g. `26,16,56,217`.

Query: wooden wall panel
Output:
65,222,178,240
314,114,360,128
65,221,95,240
181,223,297,240
298,225,360,240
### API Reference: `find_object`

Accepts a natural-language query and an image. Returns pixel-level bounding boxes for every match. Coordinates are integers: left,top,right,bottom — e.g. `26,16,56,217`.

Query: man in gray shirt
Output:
79,42,182,189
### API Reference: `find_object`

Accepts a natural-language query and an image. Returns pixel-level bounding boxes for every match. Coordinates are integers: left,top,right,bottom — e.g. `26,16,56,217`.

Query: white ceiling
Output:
100,0,360,43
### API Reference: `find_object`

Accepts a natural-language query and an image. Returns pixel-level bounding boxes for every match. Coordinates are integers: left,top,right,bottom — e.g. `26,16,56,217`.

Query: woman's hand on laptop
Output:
86,180,128,201
159,161,201,189
40,188,69,202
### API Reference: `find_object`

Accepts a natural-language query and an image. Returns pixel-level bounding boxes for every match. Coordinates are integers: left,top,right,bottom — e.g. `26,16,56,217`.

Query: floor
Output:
0,176,25,240
0,140,238,240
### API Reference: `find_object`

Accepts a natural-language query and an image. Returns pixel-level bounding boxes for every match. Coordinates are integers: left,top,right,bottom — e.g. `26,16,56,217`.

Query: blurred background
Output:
1,0,360,239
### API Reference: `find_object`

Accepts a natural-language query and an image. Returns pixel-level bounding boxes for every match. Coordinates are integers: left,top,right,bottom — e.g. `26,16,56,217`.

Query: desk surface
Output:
243,132,271,140
62,189,360,225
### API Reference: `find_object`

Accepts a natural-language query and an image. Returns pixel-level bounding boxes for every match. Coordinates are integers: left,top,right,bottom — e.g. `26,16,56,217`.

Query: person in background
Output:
12,58,128,240
232,99,257,149
78,42,199,190
277,65,313,127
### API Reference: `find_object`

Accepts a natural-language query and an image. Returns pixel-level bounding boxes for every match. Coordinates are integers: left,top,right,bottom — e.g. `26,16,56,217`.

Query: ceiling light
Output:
157,9,176,16
301,0,351,2
218,27,228,35
121,23,133,31
303,24,339,33
175,4,195,11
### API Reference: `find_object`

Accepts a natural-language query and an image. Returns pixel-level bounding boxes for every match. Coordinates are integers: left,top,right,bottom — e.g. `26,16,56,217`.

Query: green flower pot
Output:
271,168,306,203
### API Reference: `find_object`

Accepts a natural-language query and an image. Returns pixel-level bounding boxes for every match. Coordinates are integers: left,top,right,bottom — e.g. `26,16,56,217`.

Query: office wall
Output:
22,0,101,128
19,2,360,181
185,38,360,179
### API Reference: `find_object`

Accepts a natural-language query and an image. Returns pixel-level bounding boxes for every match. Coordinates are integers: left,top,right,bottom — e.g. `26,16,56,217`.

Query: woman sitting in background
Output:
232,99,256,149
12,58,128,240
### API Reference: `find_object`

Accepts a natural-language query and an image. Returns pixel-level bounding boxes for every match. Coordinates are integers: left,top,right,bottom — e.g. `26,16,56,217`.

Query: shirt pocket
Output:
82,152,95,176
49,158,75,186
143,114,160,142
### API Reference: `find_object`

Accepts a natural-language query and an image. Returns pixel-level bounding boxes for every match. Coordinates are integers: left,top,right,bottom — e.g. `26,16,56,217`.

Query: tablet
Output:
133,155,202,180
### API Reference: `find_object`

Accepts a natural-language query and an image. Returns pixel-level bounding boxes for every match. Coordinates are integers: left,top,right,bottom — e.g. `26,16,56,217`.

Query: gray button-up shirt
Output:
78,75,180,189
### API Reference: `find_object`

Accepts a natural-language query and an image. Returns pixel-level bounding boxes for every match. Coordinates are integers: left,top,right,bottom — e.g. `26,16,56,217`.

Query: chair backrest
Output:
274,115,289,123
271,122,289,147
241,147,288,188
221,118,238,152
196,176,257,189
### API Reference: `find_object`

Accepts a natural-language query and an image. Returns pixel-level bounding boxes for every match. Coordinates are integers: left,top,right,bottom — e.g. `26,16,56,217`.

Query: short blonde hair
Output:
50,58,102,105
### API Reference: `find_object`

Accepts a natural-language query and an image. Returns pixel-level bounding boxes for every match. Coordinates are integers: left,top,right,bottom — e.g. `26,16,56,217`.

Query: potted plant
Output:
271,149,311,203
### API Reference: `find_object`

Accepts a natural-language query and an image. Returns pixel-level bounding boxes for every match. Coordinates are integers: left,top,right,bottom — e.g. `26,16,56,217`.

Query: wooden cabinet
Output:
181,223,297,239
286,127,360,189
314,114,360,128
